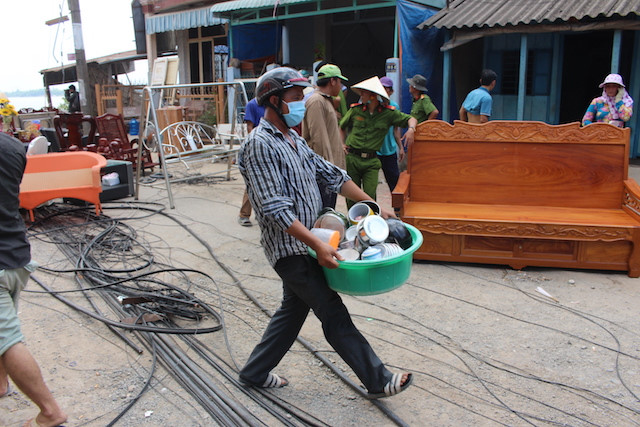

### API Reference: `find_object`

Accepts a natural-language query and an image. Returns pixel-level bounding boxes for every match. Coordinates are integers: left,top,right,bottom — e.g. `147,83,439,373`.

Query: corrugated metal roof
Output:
210,0,314,13
421,0,640,30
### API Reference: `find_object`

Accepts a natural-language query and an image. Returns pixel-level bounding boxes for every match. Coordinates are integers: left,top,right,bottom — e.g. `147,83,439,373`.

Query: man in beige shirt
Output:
302,64,349,209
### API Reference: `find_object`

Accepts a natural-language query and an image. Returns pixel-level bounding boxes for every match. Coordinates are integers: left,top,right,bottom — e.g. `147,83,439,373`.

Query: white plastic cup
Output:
310,228,341,249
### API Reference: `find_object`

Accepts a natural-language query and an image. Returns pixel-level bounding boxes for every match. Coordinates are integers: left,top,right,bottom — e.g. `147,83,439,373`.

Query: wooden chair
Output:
95,113,158,172
53,113,97,151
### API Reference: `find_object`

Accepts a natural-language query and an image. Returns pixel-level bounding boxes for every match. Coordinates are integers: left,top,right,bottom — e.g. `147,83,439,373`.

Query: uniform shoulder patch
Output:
350,102,363,108
384,104,396,110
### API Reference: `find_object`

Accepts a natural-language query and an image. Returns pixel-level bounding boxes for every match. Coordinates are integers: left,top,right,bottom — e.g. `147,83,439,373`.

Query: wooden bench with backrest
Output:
392,120,640,277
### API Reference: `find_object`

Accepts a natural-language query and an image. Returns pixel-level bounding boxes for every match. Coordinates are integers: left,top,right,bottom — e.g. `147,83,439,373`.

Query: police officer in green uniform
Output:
407,74,439,122
340,76,417,208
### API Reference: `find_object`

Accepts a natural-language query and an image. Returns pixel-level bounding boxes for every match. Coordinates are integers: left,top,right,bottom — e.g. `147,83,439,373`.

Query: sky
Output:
0,0,148,93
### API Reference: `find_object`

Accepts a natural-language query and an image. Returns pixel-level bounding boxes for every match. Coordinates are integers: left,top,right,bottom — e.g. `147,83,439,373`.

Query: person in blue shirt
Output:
238,97,266,226
459,69,497,123
376,77,404,193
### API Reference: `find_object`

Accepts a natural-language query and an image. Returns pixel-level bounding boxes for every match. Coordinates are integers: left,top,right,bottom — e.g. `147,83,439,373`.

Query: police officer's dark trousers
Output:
239,254,391,392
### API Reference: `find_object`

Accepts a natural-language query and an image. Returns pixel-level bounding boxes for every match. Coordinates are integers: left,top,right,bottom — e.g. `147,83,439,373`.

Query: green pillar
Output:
517,34,528,121
611,29,622,73
442,32,451,122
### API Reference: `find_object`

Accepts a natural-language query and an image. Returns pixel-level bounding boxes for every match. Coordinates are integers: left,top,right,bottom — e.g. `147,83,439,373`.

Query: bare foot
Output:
399,372,410,386
0,379,9,397
24,411,68,427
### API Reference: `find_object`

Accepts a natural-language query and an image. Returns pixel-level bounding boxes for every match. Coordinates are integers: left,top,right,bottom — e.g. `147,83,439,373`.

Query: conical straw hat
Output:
350,76,390,102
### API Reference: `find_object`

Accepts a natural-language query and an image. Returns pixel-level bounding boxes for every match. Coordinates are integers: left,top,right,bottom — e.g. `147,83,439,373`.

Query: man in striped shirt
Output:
237,67,412,398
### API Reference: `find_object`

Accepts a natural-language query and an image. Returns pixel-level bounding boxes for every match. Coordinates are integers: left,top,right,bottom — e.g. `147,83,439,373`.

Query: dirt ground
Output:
2,161,640,427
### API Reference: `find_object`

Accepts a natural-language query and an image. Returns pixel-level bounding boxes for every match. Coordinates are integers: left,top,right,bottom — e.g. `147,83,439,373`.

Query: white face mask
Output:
282,100,306,127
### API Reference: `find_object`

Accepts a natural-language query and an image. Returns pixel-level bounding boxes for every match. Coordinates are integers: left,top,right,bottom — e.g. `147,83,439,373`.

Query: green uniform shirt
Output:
410,94,437,123
337,90,348,119
340,103,413,152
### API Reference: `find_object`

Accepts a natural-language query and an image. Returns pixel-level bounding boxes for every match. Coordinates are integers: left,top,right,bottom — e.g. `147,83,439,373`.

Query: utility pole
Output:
67,0,95,116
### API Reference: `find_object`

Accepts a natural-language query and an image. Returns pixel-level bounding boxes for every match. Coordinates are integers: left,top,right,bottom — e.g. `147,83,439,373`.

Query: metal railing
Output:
137,81,251,208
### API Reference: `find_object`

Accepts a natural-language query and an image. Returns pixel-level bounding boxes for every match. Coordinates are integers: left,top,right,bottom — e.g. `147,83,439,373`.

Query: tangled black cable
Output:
26,203,337,426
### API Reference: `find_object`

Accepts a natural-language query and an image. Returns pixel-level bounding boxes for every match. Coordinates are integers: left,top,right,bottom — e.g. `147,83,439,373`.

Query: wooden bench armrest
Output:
623,179,640,219
392,171,410,210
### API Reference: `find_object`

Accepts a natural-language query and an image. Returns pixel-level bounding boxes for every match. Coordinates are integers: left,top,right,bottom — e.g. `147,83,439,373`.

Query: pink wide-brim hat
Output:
599,73,625,88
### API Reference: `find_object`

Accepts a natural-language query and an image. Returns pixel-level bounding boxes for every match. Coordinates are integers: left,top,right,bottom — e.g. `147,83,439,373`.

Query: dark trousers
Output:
239,255,391,392
378,153,399,193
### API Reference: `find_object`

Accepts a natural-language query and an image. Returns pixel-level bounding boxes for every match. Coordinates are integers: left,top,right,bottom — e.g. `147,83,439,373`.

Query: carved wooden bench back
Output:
409,121,631,209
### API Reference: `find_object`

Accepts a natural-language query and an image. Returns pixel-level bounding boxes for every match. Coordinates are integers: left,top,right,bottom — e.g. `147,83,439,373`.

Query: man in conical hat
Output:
339,76,417,208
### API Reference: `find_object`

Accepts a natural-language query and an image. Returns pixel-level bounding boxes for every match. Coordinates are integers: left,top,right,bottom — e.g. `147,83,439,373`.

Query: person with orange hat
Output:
339,76,417,208
582,73,633,128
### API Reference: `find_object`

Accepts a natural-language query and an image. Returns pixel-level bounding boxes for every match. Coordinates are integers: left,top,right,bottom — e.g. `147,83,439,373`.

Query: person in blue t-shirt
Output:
376,77,404,193
238,98,266,227
459,69,497,123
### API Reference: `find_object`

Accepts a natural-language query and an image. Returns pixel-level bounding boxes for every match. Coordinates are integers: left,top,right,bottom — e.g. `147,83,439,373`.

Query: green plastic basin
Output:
308,223,423,296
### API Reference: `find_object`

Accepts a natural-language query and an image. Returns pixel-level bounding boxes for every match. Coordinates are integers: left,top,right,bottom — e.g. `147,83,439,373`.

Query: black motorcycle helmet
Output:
254,67,311,128
256,67,311,107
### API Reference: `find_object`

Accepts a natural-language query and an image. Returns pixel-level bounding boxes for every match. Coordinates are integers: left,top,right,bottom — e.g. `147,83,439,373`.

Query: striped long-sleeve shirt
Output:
238,119,349,266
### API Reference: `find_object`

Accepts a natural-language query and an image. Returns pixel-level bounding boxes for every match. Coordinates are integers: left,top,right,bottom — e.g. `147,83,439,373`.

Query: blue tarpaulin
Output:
397,0,454,118
231,23,280,60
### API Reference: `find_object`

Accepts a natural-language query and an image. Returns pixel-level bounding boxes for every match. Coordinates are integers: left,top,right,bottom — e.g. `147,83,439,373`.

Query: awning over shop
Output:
211,0,444,24
146,5,228,34
211,0,314,13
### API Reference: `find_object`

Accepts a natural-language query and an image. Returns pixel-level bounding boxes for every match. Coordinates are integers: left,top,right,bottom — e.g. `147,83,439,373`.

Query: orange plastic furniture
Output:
19,151,107,221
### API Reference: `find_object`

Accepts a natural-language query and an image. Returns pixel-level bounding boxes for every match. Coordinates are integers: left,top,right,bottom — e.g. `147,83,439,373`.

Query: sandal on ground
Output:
241,372,289,388
366,373,413,399
238,217,252,227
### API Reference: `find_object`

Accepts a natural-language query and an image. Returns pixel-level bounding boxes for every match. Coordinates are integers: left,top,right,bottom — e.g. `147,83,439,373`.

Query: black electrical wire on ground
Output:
360,289,640,426
27,204,338,426
101,202,409,425
114,202,411,426
27,207,252,424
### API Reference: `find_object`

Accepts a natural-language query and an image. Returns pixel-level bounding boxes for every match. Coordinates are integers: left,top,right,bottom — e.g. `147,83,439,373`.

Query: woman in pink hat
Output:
582,73,633,128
